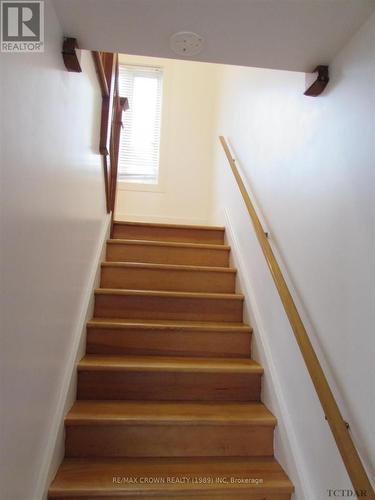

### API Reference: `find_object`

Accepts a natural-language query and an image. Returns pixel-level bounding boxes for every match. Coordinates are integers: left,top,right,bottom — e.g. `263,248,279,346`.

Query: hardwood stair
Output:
106,239,231,267
49,220,293,499
94,289,244,322
77,355,263,401
86,319,252,358
49,457,293,499
111,220,225,244
65,401,276,457
100,262,237,293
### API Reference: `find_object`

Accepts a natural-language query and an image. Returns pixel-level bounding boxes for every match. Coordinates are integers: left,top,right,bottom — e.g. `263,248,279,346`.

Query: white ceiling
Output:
52,0,375,72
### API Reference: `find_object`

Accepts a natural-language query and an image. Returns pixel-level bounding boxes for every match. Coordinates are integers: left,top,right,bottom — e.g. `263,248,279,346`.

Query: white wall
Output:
212,11,375,499
0,1,108,498
115,54,218,225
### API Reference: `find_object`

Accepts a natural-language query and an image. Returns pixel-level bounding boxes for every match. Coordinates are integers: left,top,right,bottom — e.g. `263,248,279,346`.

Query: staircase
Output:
49,221,293,499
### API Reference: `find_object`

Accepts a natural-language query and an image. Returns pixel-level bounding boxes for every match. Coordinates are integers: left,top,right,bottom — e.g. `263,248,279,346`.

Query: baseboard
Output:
222,207,312,500
115,212,210,226
34,213,111,500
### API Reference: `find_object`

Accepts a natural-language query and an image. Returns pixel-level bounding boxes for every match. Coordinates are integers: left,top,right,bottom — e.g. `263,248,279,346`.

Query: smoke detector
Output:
170,31,204,57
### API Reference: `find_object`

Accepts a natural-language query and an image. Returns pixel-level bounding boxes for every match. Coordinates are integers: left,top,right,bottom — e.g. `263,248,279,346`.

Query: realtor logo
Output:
1,1,44,52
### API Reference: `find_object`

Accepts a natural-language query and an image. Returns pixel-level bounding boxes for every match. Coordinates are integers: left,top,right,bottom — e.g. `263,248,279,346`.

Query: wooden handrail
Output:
219,136,374,500
92,52,128,224
92,51,109,97
108,63,129,233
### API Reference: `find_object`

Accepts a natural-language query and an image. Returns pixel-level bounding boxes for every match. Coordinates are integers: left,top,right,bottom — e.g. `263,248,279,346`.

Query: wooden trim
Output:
92,51,109,97
91,51,128,216
100,54,116,156
62,37,82,73
102,155,110,213
304,65,329,97
108,55,121,215
219,136,375,500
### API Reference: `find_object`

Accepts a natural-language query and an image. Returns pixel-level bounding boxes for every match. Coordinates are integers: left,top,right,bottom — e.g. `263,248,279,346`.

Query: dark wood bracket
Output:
304,65,329,97
120,97,130,115
62,37,82,73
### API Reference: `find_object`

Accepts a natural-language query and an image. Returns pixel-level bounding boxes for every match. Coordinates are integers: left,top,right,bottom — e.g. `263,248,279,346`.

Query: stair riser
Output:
86,328,251,358
106,243,230,267
112,224,225,244
94,294,243,322
100,266,236,293
66,425,274,458
77,371,261,401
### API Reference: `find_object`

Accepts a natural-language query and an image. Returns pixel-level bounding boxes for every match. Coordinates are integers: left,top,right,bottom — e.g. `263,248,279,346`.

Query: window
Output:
118,64,163,184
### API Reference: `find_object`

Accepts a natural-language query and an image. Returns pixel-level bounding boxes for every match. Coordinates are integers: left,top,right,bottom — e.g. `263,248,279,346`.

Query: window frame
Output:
117,63,165,192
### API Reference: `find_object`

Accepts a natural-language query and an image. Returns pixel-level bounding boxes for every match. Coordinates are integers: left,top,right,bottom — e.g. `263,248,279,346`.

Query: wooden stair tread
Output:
107,238,230,250
101,261,236,273
66,401,276,426
87,318,252,333
78,355,263,374
95,288,244,300
114,220,225,232
49,457,293,496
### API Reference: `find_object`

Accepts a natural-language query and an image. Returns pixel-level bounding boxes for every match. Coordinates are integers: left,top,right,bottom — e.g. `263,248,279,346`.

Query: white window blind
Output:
118,64,163,183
